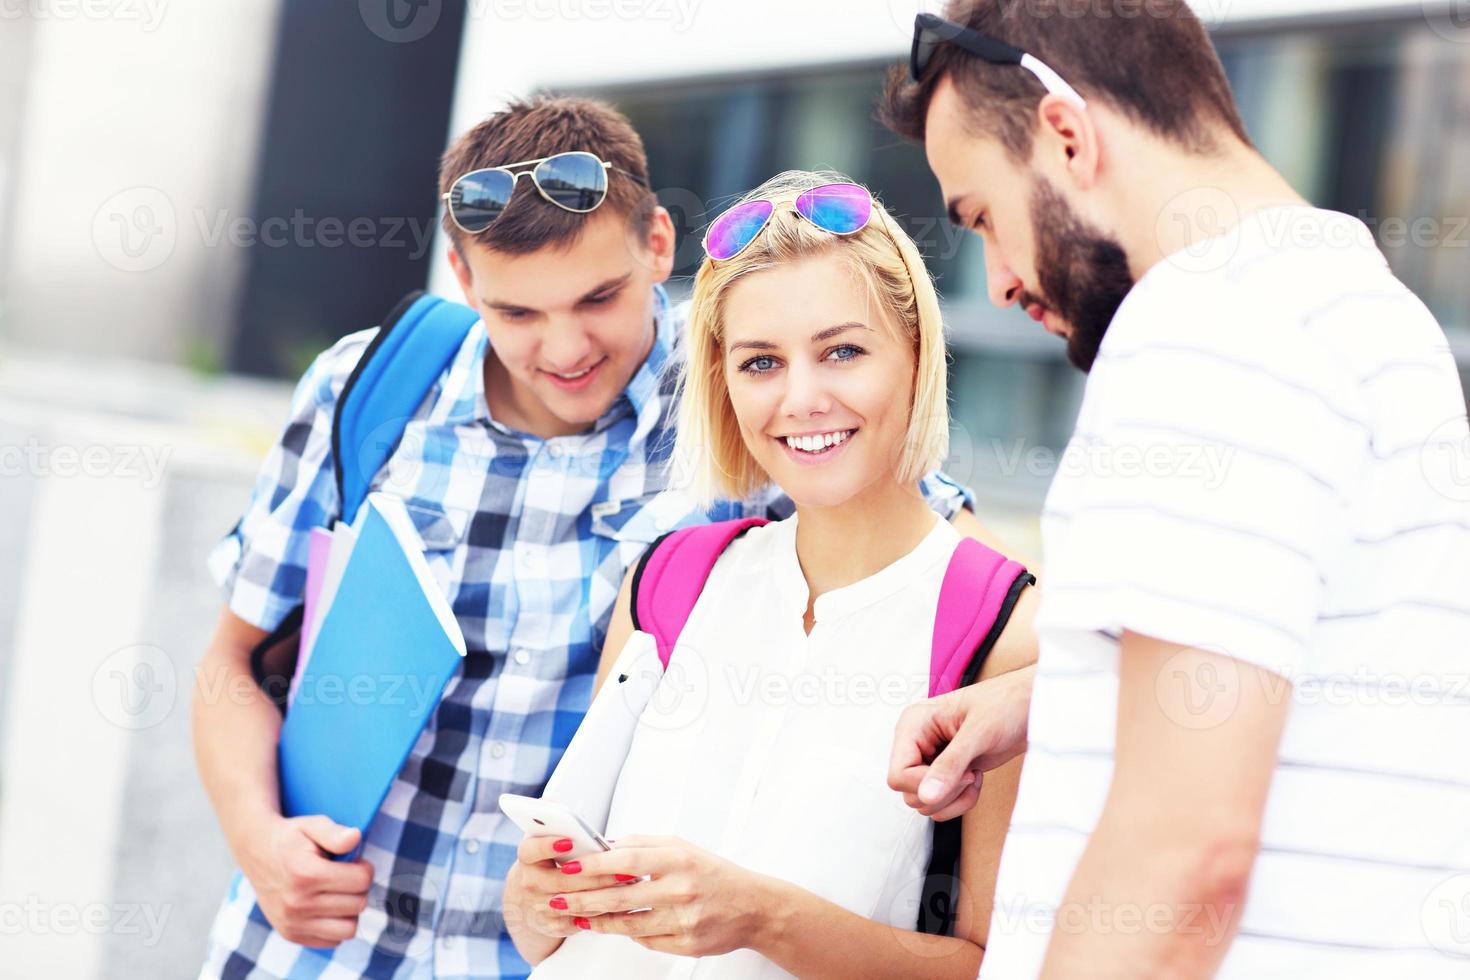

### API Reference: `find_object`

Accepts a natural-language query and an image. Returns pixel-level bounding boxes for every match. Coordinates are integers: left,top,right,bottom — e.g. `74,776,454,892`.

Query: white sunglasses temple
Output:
1019,53,1087,109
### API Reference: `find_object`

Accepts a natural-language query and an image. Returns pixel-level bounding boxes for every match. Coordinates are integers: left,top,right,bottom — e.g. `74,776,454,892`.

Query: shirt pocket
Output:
589,489,702,542
401,500,468,549
588,490,704,576
396,499,470,596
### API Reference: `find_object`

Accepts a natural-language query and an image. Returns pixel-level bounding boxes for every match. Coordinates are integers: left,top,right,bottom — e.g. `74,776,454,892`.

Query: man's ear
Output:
446,243,478,308
631,205,677,285
1035,94,1102,192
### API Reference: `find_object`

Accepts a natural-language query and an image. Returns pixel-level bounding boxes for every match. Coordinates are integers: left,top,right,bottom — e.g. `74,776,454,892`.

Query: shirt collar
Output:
620,282,675,424
438,282,676,435
777,511,958,625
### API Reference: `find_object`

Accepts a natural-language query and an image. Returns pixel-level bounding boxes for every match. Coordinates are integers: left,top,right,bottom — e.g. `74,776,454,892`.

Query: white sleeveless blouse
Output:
530,513,962,979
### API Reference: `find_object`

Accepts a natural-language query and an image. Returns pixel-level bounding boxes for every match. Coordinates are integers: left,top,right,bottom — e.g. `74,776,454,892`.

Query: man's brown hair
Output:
881,0,1249,161
438,94,656,255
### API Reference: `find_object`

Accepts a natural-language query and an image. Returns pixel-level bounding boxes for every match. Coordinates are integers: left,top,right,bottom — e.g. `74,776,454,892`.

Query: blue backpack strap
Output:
250,290,479,711
918,536,1034,938
331,289,481,520
629,518,770,668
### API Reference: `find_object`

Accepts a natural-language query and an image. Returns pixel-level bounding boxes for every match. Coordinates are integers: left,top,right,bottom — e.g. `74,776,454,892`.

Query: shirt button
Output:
514,649,531,666
464,838,480,854
546,443,563,459
490,741,506,759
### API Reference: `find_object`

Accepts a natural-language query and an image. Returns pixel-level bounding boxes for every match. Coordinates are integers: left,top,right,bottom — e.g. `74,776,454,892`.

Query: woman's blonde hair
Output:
673,170,950,506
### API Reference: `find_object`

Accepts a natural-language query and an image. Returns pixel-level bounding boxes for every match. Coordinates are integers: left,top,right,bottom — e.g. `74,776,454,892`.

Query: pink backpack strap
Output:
631,517,769,669
929,538,1033,697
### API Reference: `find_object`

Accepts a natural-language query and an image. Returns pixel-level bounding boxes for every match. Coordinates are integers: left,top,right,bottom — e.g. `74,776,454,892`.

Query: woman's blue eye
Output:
827,344,865,361
740,355,778,374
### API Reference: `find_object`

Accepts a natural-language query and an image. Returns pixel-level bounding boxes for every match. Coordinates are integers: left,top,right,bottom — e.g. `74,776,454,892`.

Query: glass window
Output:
585,12,1469,511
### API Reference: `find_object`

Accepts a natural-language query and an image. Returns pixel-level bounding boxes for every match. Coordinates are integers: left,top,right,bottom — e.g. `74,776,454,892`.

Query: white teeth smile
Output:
783,429,854,454
554,363,597,380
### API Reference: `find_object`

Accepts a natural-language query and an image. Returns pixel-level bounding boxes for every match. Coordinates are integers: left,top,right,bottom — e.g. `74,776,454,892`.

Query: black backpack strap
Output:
916,570,1036,936
249,604,306,712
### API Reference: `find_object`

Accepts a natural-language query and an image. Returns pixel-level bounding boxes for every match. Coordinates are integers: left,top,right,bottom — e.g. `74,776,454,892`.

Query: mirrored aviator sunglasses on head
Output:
702,182,874,261
443,150,650,234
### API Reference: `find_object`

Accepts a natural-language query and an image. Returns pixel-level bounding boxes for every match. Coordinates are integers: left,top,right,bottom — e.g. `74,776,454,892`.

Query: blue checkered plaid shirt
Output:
200,284,971,979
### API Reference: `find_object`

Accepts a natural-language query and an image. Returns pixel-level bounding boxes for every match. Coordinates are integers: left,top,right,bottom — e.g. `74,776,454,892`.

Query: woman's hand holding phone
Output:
504,833,637,939
498,794,642,962
543,835,779,958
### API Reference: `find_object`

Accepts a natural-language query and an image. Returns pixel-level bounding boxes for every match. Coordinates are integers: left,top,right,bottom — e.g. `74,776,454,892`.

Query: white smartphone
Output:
498,794,612,862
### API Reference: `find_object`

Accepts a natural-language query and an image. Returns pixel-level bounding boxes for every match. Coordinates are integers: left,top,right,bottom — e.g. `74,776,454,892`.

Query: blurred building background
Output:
0,1,1466,976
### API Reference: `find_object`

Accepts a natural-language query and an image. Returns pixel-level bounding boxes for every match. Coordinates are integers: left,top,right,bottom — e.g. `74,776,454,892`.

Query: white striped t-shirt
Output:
981,206,1470,979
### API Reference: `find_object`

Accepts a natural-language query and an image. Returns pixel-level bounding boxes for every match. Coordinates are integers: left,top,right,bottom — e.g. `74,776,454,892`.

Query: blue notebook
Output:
277,493,467,859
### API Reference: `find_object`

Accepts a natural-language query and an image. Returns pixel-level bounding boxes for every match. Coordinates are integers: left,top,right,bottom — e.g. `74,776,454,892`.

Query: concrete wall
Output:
0,353,291,978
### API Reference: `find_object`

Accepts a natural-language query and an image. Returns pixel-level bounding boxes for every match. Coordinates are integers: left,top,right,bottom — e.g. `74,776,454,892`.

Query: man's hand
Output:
239,814,374,949
888,664,1034,821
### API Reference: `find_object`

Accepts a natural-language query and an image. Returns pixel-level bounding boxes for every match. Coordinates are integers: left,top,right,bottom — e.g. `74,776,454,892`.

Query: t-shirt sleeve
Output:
206,331,372,632
1039,292,1369,679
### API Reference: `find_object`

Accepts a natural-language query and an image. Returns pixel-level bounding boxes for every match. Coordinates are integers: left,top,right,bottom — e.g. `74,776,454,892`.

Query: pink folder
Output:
293,527,335,702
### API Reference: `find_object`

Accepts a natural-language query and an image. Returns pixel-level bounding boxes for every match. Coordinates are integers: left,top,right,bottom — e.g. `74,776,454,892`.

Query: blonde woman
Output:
501,171,1038,978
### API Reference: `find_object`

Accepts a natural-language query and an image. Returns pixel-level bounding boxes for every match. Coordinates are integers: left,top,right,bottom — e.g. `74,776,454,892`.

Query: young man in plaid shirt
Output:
193,95,996,979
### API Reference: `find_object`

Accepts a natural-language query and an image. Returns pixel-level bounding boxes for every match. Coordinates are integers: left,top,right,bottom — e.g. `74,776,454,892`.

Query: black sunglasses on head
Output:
909,12,1086,108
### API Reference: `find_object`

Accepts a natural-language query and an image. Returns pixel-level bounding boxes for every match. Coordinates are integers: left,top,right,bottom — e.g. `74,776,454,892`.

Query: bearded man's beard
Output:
1028,178,1136,373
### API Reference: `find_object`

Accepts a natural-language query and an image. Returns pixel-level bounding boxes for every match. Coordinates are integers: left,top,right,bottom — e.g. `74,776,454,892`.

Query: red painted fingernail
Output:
574,916,590,930
560,860,582,874
615,874,637,882
553,838,574,853
548,896,568,910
